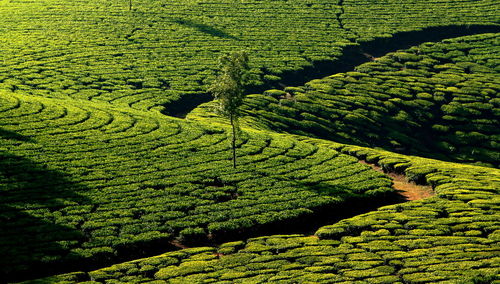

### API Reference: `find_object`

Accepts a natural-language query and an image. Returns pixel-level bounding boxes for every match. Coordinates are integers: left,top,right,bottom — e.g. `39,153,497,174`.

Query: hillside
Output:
0,0,499,283
0,0,498,113
29,145,500,283
191,33,500,167
1,91,398,280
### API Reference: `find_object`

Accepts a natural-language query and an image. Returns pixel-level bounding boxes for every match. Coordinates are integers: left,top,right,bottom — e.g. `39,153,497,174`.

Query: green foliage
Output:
0,0,496,114
210,51,251,119
2,0,499,283
209,51,251,168
0,92,393,279
264,89,287,99
193,33,500,167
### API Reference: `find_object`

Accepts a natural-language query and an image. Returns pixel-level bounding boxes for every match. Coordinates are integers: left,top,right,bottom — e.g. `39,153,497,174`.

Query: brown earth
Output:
169,240,189,249
359,160,435,201
168,161,434,250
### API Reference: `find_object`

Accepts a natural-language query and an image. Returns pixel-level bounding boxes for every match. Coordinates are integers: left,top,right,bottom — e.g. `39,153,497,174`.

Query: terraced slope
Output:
191,33,500,167
0,0,498,113
31,145,500,283
1,0,499,282
0,91,397,280
342,0,500,41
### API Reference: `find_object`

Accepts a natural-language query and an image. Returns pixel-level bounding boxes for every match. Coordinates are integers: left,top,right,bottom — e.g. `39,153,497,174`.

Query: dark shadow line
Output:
0,150,91,283
173,18,240,41
161,24,500,118
0,128,35,143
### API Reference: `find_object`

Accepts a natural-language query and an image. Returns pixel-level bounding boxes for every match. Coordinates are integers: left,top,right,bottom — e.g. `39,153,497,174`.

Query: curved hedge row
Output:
0,0,498,112
1,0,499,282
0,91,394,280
191,33,500,167
30,143,500,283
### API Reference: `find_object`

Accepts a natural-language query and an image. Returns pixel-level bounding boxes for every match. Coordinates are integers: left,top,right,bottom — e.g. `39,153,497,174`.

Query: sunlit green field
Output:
0,0,498,282
192,33,500,167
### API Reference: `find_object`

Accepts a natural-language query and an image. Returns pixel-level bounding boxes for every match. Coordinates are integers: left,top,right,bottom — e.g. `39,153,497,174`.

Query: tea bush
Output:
0,91,393,279
191,33,500,166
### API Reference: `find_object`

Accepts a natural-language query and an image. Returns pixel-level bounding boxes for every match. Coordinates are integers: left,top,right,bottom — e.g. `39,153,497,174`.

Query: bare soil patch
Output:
359,160,435,201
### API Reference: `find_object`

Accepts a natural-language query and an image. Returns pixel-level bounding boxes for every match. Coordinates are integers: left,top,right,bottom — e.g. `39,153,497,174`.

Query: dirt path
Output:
146,161,435,257
359,160,435,201
169,240,190,249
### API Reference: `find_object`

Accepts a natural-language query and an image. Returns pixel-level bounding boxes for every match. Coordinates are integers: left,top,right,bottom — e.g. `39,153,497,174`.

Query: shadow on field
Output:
0,131,91,282
0,128,35,143
286,181,407,235
162,24,500,118
261,24,500,90
174,18,239,40
162,92,213,118
186,180,406,246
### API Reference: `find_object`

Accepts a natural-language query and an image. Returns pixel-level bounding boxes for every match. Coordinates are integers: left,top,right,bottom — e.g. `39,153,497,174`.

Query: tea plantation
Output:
28,145,500,283
191,33,500,167
0,0,498,113
0,91,398,280
1,0,499,283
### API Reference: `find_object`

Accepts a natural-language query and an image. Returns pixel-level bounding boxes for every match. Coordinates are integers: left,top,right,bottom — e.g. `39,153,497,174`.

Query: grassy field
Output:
0,0,499,282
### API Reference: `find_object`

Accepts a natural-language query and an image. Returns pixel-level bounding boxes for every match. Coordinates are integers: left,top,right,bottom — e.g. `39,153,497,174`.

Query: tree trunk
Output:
129,0,132,10
230,114,237,168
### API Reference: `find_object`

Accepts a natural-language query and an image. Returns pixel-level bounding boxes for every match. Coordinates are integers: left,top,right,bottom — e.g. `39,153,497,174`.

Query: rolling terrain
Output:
0,0,498,283
33,147,500,283
192,33,500,167
1,92,398,280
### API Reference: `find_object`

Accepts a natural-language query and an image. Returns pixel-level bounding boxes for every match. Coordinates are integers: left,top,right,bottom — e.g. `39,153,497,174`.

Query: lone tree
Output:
209,51,250,168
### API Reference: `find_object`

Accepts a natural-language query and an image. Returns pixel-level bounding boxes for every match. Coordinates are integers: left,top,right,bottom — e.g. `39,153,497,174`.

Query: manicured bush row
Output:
31,141,500,283
0,0,497,113
342,0,499,42
0,0,348,112
0,91,393,280
192,33,500,166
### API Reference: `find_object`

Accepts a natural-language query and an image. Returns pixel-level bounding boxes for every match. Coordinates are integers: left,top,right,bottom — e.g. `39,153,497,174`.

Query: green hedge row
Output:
192,33,500,167
30,143,499,283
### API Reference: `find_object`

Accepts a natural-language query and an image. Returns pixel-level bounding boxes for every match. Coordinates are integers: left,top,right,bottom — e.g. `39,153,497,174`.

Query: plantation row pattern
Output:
0,0,498,113
0,92,394,280
32,144,500,283
191,33,500,167
0,0,499,282
341,0,499,42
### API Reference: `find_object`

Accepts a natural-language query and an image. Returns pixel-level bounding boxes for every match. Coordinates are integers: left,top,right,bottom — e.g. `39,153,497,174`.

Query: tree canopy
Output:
210,51,250,119
209,51,251,168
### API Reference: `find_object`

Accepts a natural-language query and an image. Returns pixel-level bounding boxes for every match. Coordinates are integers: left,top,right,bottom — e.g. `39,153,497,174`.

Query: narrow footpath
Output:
170,160,436,251
359,160,435,201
